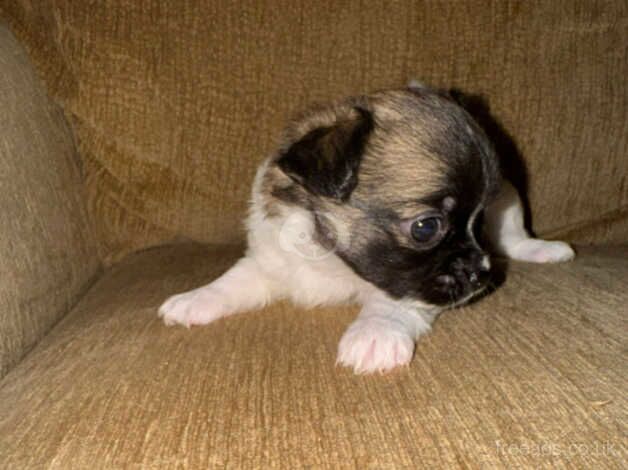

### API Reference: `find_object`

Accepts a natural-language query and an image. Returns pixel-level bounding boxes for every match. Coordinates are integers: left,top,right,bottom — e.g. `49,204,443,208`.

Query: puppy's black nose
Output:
468,270,487,288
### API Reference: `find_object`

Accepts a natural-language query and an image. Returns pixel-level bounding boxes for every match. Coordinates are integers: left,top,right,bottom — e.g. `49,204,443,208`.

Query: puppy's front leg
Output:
485,181,575,263
336,295,435,374
159,256,275,327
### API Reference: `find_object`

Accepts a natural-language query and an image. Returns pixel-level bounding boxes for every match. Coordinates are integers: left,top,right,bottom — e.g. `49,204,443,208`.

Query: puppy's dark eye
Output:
411,216,442,243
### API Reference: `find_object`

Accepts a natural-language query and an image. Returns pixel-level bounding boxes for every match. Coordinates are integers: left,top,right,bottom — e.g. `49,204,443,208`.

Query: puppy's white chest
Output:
248,206,371,308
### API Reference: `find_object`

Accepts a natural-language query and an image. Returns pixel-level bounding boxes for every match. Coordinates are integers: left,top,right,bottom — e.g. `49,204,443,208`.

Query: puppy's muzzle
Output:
437,251,491,301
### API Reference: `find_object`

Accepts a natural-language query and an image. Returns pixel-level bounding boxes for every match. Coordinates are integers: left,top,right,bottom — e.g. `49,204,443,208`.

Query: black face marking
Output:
268,87,502,308
338,190,492,306
276,107,373,201
351,240,489,305
335,106,501,306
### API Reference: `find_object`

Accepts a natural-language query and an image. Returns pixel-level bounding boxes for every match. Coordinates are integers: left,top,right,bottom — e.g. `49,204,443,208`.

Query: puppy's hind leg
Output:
485,181,575,263
159,256,276,327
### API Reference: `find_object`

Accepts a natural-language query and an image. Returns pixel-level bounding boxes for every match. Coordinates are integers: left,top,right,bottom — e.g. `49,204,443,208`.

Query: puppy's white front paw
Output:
510,239,575,263
336,317,416,374
158,287,228,327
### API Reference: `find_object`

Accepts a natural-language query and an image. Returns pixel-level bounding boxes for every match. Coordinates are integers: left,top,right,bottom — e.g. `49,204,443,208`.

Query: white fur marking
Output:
484,181,576,263
336,295,432,374
481,255,491,271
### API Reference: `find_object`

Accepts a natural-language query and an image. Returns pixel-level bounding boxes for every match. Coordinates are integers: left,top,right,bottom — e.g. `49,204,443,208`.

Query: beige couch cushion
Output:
2,1,627,263
0,244,625,467
0,24,100,378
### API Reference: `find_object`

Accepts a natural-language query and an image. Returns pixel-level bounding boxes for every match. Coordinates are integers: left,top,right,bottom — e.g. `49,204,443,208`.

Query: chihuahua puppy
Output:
159,84,574,374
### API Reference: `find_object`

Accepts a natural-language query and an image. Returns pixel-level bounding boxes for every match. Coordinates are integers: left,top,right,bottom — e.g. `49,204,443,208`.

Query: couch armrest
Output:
0,24,101,378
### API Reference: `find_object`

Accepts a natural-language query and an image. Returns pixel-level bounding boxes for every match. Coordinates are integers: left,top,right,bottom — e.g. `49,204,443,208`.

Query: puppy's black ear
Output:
277,107,373,201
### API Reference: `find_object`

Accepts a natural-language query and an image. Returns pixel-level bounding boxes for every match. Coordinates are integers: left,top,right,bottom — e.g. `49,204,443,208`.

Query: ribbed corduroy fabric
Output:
2,0,627,263
0,244,625,468
0,25,100,378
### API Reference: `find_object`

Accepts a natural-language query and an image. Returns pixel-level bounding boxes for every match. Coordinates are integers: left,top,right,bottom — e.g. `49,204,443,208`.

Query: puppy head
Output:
270,86,501,309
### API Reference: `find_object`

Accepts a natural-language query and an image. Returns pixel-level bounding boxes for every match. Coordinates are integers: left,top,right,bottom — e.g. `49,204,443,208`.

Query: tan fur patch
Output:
265,89,451,222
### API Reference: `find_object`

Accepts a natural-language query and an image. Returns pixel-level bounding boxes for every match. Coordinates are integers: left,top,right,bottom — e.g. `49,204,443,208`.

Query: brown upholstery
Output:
0,1,626,468
2,0,627,263
0,244,626,468
0,25,100,377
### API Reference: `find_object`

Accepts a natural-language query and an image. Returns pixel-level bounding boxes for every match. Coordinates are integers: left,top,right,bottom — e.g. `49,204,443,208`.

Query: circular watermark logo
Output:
278,212,339,261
